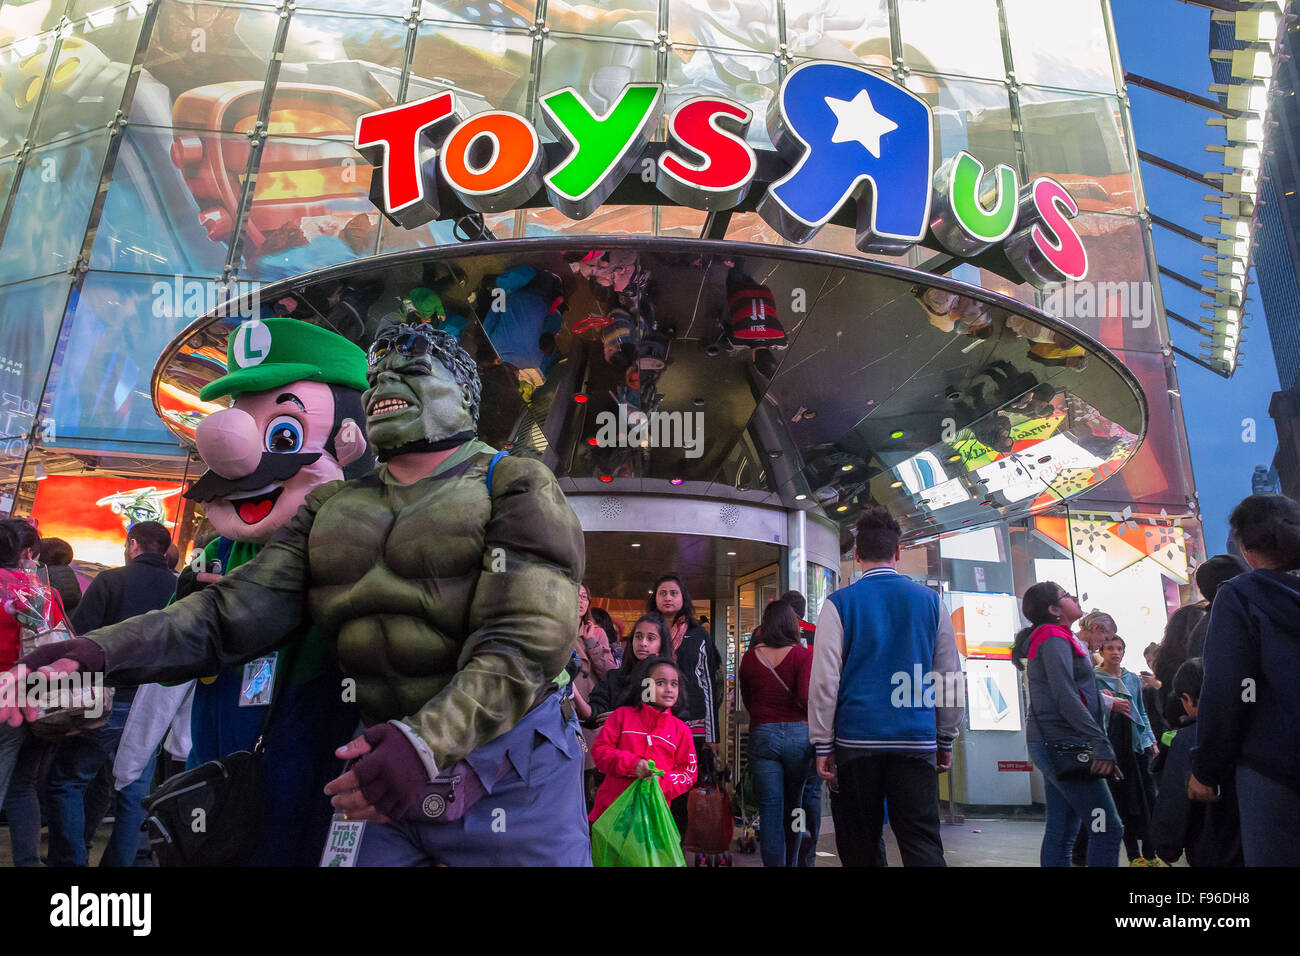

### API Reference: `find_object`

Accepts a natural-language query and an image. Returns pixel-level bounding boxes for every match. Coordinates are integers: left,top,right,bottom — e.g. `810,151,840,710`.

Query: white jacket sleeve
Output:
807,601,844,756
933,607,963,750
113,681,195,790
163,683,194,762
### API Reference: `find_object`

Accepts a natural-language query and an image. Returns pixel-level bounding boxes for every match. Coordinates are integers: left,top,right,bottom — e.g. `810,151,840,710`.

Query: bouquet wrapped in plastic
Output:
5,567,72,656
0,567,111,734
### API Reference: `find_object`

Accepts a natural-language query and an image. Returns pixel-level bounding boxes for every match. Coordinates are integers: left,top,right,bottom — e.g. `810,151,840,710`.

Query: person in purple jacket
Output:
1189,494,1300,866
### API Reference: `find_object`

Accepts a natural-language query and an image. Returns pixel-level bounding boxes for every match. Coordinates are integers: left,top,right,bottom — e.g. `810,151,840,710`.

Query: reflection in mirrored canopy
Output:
153,237,1145,543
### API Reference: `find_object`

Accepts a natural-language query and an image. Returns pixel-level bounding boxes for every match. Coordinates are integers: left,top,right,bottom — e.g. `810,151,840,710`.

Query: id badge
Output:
321,814,365,867
238,654,277,707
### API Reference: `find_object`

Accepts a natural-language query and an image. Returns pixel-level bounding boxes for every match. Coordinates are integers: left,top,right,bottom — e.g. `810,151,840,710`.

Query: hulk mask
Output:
364,324,481,460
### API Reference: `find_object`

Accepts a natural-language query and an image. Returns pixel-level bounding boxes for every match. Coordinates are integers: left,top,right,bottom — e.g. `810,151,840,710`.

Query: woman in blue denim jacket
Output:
1096,635,1159,863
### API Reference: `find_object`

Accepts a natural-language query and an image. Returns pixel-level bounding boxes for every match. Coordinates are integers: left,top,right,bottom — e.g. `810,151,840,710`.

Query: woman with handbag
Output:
1013,581,1125,867
740,599,820,866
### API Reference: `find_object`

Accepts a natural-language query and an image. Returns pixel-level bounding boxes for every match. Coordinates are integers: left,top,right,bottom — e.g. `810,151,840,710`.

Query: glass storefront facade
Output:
0,1,1202,795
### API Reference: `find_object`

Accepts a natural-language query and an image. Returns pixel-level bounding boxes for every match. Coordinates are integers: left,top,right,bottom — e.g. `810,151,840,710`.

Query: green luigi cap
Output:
199,318,370,402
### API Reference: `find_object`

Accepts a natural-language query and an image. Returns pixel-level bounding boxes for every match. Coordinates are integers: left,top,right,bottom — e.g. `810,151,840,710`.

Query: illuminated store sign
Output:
356,61,1087,287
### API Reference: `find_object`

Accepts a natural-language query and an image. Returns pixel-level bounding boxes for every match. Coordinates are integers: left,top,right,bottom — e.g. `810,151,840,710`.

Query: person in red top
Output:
740,599,820,866
589,655,698,828
0,518,70,866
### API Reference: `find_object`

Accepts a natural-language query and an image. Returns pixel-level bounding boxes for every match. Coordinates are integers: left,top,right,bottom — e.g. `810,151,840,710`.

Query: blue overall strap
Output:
486,449,509,493
216,535,234,571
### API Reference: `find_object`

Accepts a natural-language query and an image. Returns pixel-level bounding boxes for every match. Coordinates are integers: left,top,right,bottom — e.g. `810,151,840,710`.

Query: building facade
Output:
0,0,1202,805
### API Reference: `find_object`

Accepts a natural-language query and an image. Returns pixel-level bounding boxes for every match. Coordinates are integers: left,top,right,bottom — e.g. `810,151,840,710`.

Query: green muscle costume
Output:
87,438,584,774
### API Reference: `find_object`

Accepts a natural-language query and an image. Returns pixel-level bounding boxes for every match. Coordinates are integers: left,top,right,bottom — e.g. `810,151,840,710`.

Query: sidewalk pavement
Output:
727,815,1049,867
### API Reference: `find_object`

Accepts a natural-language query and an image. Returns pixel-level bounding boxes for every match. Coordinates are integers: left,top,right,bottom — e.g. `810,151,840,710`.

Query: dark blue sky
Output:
1111,0,1281,554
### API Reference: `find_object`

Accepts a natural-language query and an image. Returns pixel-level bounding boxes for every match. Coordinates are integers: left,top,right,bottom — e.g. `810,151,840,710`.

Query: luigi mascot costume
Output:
11,321,592,866
175,318,373,865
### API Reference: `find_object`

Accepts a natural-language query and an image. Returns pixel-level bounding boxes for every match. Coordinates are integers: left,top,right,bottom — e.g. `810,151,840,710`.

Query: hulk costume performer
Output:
4,323,591,866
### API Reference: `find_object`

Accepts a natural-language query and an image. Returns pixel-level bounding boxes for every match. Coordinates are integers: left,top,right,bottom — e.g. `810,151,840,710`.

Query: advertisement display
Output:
966,658,1022,733
30,474,184,566
947,590,1019,659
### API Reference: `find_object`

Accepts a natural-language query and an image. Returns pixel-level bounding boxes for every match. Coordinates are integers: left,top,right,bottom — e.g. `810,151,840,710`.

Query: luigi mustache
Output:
185,452,322,511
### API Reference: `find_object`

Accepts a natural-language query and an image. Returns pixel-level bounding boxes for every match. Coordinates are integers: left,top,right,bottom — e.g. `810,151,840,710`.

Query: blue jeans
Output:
748,721,821,867
1028,739,1123,867
3,734,50,866
0,721,23,806
45,699,156,867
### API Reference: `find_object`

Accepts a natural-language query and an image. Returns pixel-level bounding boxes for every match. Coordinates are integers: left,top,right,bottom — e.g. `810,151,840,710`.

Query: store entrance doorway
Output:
727,565,780,771
577,529,784,772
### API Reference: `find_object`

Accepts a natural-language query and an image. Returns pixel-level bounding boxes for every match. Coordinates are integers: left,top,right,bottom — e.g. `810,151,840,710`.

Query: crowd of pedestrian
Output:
0,518,178,867
2,490,1296,869
1018,492,1300,868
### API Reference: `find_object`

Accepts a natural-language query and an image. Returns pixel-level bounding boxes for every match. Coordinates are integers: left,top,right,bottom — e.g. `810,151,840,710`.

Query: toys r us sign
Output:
355,61,1087,288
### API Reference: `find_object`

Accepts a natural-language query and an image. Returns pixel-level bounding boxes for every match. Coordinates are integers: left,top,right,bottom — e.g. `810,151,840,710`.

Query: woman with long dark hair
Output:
577,583,615,685
1015,580,1124,867
647,572,721,840
1190,494,1300,865
589,606,622,668
740,600,820,866
646,573,721,745
0,521,31,809
587,612,671,727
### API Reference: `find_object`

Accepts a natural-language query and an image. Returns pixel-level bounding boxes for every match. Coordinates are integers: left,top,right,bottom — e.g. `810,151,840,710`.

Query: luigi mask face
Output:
190,318,372,543
191,380,367,543
363,325,478,460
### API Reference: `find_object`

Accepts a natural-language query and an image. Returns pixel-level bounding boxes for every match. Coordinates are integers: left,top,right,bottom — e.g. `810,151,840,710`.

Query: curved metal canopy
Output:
152,237,1146,545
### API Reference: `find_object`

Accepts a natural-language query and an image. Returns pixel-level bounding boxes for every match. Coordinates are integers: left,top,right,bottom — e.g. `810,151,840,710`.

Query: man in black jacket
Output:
45,521,177,867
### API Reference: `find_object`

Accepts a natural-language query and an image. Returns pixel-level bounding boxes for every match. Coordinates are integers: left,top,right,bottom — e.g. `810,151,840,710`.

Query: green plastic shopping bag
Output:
591,762,687,867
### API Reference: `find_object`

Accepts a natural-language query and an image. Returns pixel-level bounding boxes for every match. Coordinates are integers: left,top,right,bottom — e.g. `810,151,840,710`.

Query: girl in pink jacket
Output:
589,655,698,824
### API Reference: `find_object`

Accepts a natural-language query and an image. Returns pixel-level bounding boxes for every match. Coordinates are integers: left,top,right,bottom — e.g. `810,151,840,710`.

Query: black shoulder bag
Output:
140,681,277,867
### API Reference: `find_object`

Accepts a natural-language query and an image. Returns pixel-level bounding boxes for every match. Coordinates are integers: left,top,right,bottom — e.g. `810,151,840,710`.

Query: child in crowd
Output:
589,655,698,827
1150,659,1243,867
588,612,671,726
1095,635,1158,865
